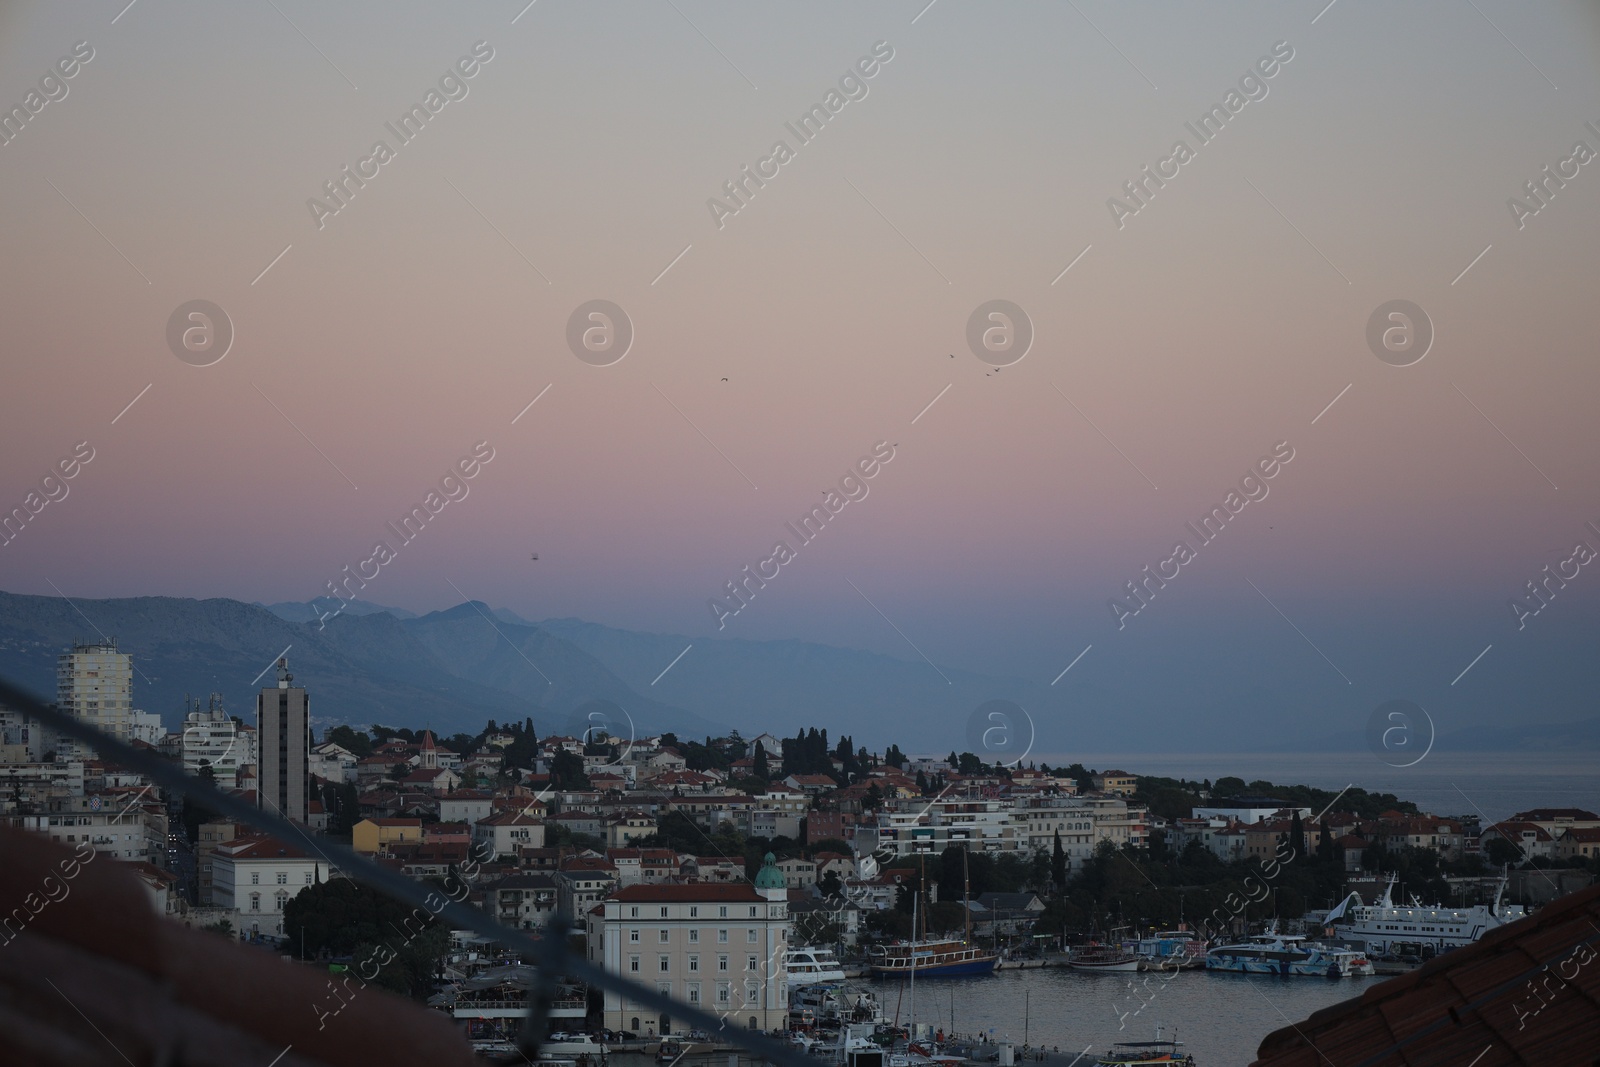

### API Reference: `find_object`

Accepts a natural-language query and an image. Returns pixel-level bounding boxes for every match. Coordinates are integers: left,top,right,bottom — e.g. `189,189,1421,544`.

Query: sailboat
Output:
867,849,997,978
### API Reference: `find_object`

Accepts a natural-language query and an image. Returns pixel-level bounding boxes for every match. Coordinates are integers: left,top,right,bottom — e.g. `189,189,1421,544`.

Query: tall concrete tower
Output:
257,657,310,823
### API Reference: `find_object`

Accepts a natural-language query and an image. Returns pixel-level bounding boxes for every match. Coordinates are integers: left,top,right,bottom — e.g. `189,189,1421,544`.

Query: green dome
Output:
754,851,785,890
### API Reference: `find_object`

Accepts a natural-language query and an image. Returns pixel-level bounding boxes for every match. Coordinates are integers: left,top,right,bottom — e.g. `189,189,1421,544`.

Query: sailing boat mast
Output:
963,845,972,944
909,889,917,1034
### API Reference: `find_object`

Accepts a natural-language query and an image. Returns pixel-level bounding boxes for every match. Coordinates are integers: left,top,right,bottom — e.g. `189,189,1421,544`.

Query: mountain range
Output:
0,590,1592,752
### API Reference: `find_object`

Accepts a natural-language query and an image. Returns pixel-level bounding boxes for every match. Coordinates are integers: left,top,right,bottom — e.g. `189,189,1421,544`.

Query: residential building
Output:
1092,770,1138,796
1557,827,1600,862
492,872,558,930
1193,799,1311,824
776,857,817,890
586,856,790,1035
351,817,423,855
54,640,138,759
438,789,495,827
180,696,254,788
473,810,546,858
556,856,619,923
256,658,310,824
212,836,333,939
10,792,165,863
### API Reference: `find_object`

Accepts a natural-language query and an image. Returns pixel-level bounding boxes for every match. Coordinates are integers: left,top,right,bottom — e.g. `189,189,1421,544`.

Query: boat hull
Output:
1069,959,1141,972
869,957,997,978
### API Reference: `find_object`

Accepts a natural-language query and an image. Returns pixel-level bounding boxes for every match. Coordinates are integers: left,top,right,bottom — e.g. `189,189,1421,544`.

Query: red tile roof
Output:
609,884,764,903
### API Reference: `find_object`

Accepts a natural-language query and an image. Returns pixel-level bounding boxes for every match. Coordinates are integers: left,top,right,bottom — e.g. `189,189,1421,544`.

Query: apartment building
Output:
12,792,165,863
587,856,790,1035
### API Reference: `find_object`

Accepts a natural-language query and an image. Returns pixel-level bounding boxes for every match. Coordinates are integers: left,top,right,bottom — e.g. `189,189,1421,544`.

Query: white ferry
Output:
785,946,849,987
1324,873,1526,957
1205,933,1373,977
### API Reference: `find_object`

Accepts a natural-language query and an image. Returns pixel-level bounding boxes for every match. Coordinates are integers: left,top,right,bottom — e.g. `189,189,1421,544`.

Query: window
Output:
661,906,669,918
718,906,728,917
688,929,699,943
747,929,758,942
631,906,640,917
689,906,698,918
659,929,670,943
688,955,699,972
688,983,701,1004
304,872,313,884
630,929,640,942
718,955,729,971
718,983,731,1003
277,872,288,885
659,955,670,972
249,893,260,912
251,873,260,885
746,955,757,971
630,956,640,973
749,906,757,917
718,929,728,943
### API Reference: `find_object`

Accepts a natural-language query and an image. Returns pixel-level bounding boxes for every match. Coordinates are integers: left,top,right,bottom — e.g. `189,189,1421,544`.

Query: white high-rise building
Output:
181,694,256,788
55,640,138,760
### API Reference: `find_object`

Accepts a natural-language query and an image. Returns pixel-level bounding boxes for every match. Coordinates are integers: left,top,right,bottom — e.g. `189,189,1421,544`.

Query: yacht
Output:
868,938,997,978
1324,873,1526,957
1205,932,1373,977
786,947,849,987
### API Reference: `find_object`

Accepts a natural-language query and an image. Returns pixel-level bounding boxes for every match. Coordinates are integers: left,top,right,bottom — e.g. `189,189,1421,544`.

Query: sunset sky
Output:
3,0,1599,751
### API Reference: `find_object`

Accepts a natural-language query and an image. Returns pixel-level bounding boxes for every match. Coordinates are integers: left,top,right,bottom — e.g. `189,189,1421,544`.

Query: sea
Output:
1050,751,1600,824
881,966,1386,1067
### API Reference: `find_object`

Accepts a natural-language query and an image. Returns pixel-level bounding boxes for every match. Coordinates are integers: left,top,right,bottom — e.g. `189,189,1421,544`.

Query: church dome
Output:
754,851,785,890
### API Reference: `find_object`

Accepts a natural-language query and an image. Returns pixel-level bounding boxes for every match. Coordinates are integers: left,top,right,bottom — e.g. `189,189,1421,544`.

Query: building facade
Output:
55,641,137,759
587,857,790,1035
257,658,310,824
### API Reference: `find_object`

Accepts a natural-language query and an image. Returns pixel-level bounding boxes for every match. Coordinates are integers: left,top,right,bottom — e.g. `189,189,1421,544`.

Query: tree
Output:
1484,836,1524,868
753,740,769,780
549,749,590,790
1289,811,1306,862
1051,831,1067,891
819,870,843,899
1317,819,1333,862
324,725,374,758
1213,776,1247,798
884,744,906,769
201,918,233,937
180,763,219,843
388,762,411,782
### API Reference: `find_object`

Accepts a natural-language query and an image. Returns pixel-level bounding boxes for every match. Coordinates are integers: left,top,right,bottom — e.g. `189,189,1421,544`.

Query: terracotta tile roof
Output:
0,826,473,1067
609,883,764,903
1252,881,1600,1066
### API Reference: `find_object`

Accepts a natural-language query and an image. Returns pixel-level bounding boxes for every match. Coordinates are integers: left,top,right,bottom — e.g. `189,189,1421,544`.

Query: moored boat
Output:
1097,1036,1195,1066
1324,872,1525,958
786,946,849,987
1205,932,1373,977
868,937,998,978
1068,942,1141,972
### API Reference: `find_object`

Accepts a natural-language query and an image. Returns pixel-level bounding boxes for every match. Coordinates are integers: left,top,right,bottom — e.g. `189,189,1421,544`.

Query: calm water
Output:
1051,751,1600,824
879,966,1383,1067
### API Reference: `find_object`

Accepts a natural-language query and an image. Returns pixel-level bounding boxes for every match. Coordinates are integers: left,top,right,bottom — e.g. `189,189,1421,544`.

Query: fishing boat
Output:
868,937,998,977
786,946,849,987
655,1038,683,1063
1068,942,1140,972
1205,932,1373,977
1096,1027,1196,1066
1324,872,1525,957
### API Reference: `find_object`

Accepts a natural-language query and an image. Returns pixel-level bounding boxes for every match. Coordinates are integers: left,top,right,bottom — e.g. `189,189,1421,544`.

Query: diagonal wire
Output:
664,0,758,89
1051,383,1159,489
443,578,553,685
842,176,951,284
843,577,951,684
0,674,818,1067
1245,577,1352,684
